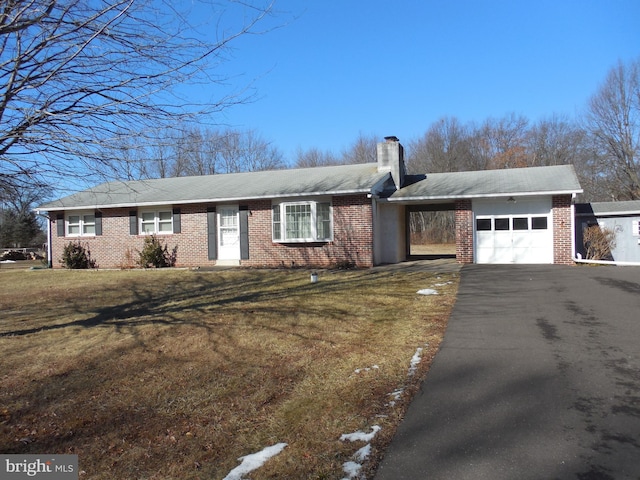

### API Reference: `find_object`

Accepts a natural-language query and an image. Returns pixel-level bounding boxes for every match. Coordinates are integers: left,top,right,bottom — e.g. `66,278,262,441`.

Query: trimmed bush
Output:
60,242,96,269
137,235,177,268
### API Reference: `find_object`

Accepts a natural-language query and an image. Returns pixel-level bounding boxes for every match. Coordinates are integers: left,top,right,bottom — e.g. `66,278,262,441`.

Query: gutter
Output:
37,188,377,212
383,189,583,203
573,252,640,267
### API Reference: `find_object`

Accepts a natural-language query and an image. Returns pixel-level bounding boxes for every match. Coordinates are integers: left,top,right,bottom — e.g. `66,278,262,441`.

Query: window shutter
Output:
56,213,65,237
272,204,281,241
95,211,103,236
173,208,181,234
239,207,249,260
129,210,138,235
207,207,217,260
316,202,331,240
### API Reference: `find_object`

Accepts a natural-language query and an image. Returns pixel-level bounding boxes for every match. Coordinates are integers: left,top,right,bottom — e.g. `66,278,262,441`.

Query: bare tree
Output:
0,0,276,193
471,113,530,169
294,147,339,168
584,58,640,200
136,129,186,179
525,115,585,166
207,129,283,173
340,132,379,164
525,114,610,201
137,127,283,177
406,117,470,173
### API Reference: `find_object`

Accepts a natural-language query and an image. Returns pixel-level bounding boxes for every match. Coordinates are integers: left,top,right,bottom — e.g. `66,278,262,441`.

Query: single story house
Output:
575,200,640,263
37,137,583,268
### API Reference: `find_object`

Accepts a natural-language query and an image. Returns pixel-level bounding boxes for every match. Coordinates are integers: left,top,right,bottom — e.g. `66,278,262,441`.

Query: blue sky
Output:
193,0,640,163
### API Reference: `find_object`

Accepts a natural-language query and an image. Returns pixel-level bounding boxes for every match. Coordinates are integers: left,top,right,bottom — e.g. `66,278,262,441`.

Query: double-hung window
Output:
272,201,332,242
67,212,96,236
140,209,173,235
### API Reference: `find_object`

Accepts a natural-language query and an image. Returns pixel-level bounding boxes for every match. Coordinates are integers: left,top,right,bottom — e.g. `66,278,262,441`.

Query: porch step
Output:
216,259,241,266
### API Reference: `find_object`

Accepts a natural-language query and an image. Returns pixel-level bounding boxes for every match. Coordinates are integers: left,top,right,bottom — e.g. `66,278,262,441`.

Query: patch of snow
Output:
0,260,16,263
387,389,403,406
341,442,374,479
354,365,379,374
408,347,423,376
433,281,452,287
417,288,438,295
222,442,287,480
341,461,362,479
340,425,381,443
353,444,371,462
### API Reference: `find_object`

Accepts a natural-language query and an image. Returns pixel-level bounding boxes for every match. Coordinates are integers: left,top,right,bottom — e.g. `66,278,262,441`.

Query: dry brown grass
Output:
410,243,456,255
0,265,458,479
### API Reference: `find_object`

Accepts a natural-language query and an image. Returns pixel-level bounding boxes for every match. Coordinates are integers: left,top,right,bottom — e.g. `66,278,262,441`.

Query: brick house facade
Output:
49,195,375,269
39,138,582,268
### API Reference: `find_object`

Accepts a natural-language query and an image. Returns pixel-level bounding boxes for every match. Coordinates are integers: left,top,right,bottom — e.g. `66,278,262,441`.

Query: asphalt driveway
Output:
375,264,640,480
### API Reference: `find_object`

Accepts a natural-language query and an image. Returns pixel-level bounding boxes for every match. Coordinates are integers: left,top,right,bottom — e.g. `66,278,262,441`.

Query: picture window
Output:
272,201,332,242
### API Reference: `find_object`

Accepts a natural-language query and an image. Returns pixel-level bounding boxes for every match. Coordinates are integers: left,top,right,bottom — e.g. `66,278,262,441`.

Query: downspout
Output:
368,193,379,266
570,194,577,264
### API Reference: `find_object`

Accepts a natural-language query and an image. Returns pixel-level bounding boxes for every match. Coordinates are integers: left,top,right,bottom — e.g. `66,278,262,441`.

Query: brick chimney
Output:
377,136,406,190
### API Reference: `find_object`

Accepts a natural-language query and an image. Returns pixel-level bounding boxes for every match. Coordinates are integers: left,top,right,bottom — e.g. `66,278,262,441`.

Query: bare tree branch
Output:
0,0,277,192
584,57,640,200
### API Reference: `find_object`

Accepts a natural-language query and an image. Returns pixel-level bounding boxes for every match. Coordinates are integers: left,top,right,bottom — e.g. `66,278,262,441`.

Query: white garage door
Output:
474,198,553,264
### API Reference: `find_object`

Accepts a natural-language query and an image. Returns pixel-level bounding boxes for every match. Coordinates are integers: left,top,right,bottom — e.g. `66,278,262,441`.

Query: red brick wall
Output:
49,195,374,269
50,205,214,269
455,199,474,264
241,195,373,268
552,194,574,265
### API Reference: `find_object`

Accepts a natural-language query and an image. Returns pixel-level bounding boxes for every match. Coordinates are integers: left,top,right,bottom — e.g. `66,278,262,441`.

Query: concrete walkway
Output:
374,264,640,480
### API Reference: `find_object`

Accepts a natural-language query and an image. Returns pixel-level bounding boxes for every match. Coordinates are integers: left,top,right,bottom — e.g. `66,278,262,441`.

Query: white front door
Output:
218,205,240,260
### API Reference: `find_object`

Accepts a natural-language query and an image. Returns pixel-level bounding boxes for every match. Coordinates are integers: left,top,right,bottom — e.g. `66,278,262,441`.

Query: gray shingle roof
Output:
37,163,584,212
38,163,387,211
575,200,640,216
388,164,582,202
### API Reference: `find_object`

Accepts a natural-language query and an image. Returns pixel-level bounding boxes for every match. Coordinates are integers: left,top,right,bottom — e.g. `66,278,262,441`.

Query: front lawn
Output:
0,266,458,479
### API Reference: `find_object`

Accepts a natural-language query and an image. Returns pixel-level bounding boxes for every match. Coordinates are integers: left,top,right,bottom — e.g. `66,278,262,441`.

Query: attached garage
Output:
474,197,553,264
383,164,583,265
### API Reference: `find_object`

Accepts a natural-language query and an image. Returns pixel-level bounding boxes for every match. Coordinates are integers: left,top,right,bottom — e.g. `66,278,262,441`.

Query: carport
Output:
382,165,582,265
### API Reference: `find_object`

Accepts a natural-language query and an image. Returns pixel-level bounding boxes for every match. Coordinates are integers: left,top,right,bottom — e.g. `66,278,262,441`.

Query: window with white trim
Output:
67,212,96,236
139,208,173,235
272,201,332,242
